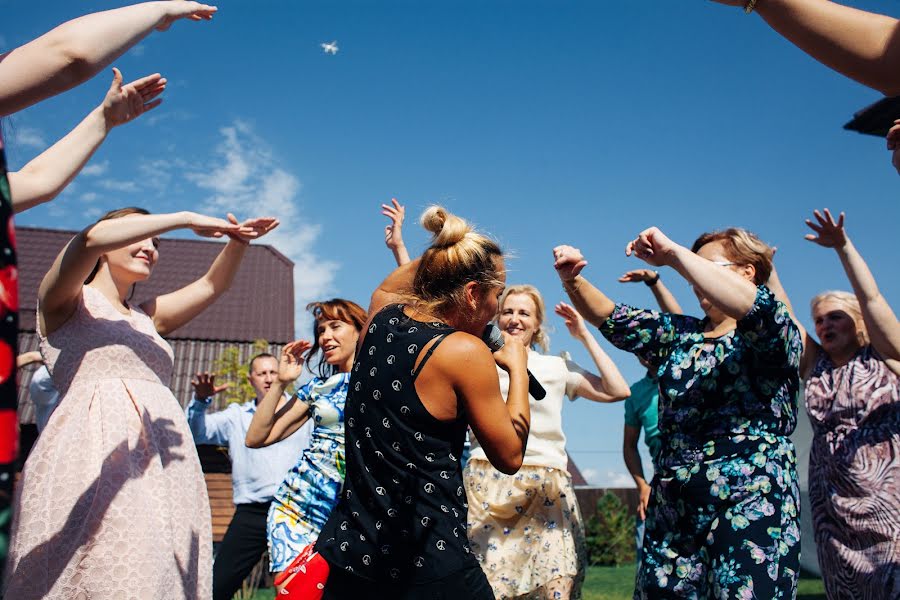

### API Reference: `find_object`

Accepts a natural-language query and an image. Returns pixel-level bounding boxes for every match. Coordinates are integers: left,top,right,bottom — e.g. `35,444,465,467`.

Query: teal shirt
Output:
624,375,661,462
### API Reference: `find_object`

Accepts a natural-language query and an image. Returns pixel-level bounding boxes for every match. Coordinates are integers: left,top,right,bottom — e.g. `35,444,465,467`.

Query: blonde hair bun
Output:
421,205,471,248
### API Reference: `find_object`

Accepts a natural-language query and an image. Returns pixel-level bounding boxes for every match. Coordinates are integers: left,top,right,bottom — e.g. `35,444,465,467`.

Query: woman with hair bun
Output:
315,206,530,599
464,284,630,600
553,225,802,599
801,209,900,599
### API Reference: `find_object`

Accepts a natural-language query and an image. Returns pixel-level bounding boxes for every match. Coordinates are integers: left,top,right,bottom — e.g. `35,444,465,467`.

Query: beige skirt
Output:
464,459,586,599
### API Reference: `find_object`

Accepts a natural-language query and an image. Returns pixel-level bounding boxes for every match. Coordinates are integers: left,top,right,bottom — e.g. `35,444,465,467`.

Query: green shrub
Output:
583,492,635,566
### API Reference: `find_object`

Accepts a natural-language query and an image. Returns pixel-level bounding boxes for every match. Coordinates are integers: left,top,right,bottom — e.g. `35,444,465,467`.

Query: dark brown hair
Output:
84,207,151,284
306,298,367,378
691,227,773,286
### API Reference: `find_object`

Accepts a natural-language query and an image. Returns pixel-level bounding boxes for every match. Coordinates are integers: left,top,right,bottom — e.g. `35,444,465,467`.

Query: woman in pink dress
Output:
4,207,277,599
801,209,900,599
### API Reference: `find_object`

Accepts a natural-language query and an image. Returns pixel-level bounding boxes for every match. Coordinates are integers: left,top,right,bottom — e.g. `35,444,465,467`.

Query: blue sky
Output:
4,0,899,486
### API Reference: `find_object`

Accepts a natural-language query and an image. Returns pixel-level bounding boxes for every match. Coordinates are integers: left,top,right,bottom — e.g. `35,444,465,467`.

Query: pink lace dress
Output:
3,285,212,599
805,346,900,600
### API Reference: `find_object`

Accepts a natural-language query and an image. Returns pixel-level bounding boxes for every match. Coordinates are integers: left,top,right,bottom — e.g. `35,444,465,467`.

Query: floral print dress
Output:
267,373,348,573
601,286,802,599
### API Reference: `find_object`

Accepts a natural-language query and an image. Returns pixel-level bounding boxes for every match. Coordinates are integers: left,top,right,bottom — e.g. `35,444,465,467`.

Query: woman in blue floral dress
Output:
552,226,802,599
245,299,367,595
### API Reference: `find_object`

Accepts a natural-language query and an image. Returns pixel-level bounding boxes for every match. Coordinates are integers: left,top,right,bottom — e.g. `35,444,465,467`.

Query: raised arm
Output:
369,257,420,320
552,245,616,327
382,198,411,267
39,210,243,335
627,227,758,320
712,0,900,96
140,216,278,335
446,333,530,475
619,269,683,314
245,341,313,448
554,301,630,402
805,209,900,363
8,69,165,213
765,255,817,374
0,1,216,116
185,372,232,445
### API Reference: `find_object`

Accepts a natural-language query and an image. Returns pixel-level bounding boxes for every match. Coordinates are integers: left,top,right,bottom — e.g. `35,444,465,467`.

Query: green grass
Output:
247,566,827,599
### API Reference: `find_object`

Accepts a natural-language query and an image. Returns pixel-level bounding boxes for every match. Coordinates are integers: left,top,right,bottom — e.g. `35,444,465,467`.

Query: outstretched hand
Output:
553,245,588,281
804,208,847,249
186,213,245,239
618,269,657,284
101,68,166,129
554,301,589,340
156,1,218,31
225,213,280,244
191,372,230,399
625,227,678,267
382,198,406,251
278,340,313,384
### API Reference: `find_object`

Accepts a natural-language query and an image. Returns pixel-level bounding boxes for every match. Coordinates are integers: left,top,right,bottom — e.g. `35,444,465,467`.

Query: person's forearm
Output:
377,257,420,296
836,236,881,304
391,243,411,267
9,106,108,213
0,2,170,115
649,279,682,314
505,367,531,454
623,444,649,488
757,0,900,95
201,238,248,296
669,246,757,319
579,332,630,399
562,276,616,328
245,381,287,447
82,211,187,253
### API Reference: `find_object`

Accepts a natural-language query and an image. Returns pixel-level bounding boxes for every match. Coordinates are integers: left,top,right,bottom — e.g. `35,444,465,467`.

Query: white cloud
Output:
131,44,146,57
81,161,109,177
13,126,46,151
85,207,104,219
187,120,337,335
98,179,139,192
80,192,99,202
605,470,637,488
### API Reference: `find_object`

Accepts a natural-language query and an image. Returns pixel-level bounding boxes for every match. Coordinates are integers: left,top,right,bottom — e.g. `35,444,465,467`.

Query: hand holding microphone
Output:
481,323,547,400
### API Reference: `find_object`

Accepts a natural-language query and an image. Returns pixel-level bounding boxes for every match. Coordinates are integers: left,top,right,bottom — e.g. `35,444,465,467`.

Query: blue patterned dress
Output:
267,372,349,572
601,286,802,599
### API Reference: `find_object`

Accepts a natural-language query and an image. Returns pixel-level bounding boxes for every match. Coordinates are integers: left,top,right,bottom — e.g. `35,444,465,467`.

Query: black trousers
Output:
321,564,495,600
212,501,271,600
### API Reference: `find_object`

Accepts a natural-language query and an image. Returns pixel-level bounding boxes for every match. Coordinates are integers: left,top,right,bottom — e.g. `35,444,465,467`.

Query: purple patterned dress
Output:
805,346,900,600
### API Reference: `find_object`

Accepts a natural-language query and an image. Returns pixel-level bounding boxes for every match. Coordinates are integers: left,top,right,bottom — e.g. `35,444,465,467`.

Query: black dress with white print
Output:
316,304,477,585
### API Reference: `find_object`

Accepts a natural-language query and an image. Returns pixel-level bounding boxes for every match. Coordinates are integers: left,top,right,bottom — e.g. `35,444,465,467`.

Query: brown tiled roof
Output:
17,226,294,342
566,452,589,486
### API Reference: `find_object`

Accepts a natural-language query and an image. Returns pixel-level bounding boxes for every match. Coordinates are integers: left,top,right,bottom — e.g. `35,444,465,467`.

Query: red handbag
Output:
274,544,331,599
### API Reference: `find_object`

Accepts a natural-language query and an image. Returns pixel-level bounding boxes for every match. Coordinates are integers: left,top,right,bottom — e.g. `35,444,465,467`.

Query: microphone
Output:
481,324,547,401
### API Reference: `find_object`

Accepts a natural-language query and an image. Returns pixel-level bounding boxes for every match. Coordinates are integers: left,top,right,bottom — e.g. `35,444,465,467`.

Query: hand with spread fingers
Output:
191,372,230,399
618,269,658,284
804,208,847,249
554,301,590,341
382,198,411,266
102,68,167,129
278,340,314,384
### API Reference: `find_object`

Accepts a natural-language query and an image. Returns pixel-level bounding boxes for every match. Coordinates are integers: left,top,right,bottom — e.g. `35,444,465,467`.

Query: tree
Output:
583,491,635,566
210,339,271,408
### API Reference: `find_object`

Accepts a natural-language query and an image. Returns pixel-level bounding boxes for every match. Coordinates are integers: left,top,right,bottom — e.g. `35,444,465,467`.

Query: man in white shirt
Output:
186,353,313,600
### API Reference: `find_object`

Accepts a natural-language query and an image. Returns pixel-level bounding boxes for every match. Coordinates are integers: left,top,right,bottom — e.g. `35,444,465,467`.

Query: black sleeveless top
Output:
316,304,477,584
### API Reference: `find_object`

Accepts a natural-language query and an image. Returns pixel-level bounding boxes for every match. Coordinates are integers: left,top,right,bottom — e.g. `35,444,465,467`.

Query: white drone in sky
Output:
321,41,339,55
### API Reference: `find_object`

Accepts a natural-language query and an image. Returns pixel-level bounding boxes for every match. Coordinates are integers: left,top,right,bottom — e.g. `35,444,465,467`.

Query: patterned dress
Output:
601,286,802,599
3,285,212,599
0,123,19,578
268,372,348,573
0,124,18,579
805,346,900,599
